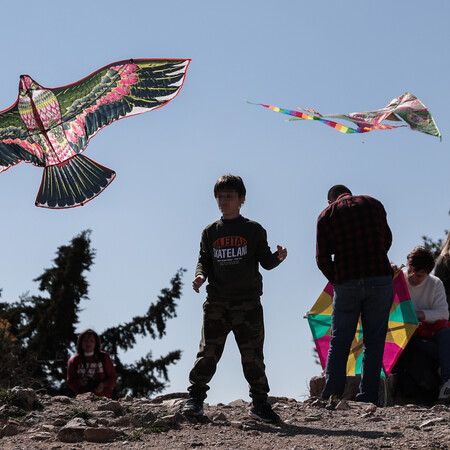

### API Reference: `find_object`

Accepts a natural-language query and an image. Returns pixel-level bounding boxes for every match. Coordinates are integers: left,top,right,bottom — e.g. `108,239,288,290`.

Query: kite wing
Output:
53,58,191,154
248,92,441,139
0,103,44,172
306,271,418,377
0,58,191,208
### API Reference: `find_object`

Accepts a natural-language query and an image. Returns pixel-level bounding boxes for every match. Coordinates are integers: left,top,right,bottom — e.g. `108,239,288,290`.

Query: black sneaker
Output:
181,397,204,416
249,401,281,424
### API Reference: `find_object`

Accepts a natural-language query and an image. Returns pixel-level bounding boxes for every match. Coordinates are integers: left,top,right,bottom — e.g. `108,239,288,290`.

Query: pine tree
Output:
100,268,185,398
0,231,184,398
422,211,449,260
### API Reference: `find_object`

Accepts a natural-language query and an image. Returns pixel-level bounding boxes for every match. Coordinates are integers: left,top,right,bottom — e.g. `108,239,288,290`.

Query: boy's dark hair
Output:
407,246,435,274
214,174,246,197
328,184,352,203
77,328,101,354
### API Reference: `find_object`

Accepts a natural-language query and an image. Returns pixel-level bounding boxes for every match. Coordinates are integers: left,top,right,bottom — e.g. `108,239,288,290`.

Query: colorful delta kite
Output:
248,92,441,140
306,271,418,377
0,58,191,208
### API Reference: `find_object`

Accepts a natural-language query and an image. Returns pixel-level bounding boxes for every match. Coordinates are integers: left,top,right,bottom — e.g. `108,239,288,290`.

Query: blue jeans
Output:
322,276,393,403
412,328,450,383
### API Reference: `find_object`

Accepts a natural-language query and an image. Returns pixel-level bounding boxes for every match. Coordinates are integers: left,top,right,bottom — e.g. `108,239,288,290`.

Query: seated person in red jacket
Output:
67,328,117,398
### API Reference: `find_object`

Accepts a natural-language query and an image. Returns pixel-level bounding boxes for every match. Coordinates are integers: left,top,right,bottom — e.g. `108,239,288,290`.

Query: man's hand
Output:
192,275,206,293
277,245,287,262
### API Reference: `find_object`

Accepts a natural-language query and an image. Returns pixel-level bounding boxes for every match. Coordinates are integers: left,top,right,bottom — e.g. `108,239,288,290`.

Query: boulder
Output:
11,387,36,409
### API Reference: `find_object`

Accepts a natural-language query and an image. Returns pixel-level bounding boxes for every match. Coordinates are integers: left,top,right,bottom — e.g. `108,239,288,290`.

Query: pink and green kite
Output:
248,92,441,140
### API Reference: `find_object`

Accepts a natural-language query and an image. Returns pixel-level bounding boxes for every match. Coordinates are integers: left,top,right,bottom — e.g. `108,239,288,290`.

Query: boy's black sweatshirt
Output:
195,216,280,300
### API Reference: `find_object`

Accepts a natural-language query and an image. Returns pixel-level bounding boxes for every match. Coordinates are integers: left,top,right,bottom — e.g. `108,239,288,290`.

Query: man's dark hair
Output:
407,246,435,274
327,184,352,203
214,174,246,198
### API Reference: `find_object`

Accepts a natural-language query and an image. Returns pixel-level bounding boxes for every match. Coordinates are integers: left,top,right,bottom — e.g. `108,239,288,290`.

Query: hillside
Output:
0,388,449,449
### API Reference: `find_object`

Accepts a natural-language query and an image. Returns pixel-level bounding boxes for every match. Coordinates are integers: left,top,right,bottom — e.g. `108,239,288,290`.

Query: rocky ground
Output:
0,387,449,449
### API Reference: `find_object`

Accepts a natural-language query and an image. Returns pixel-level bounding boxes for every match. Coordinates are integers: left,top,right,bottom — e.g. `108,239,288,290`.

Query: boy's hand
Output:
192,275,206,293
277,245,287,262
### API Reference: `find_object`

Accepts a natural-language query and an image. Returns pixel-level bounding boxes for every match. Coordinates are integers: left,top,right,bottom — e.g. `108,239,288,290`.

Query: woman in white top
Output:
403,246,450,401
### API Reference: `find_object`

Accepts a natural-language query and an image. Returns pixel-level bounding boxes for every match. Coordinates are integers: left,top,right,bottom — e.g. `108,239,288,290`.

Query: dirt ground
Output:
0,391,449,449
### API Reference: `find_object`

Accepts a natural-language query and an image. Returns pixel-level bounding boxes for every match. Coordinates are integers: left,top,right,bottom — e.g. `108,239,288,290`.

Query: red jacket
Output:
67,351,117,398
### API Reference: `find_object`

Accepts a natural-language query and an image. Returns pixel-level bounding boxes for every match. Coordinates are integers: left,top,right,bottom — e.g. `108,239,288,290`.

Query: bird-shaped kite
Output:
248,92,441,140
0,58,191,208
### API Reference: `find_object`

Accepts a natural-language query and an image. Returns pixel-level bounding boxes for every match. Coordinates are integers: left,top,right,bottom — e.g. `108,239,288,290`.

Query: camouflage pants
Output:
188,297,270,403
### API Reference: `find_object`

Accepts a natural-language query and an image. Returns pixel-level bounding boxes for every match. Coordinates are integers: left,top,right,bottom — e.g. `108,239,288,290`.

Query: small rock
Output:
94,410,116,418
52,418,67,426
162,398,185,408
152,418,169,431
97,400,124,416
75,392,95,401
139,410,156,425
304,415,322,422
431,404,448,412
40,424,57,432
231,420,243,429
2,422,19,436
66,417,87,427
51,396,72,404
335,400,349,410
149,392,189,403
419,417,445,428
113,416,139,427
311,398,325,408
24,411,44,425
228,399,247,407
212,412,228,422
368,416,384,422
268,396,289,404
160,412,184,427
97,418,110,426
57,421,87,443
365,404,377,413
84,427,118,442
31,432,53,441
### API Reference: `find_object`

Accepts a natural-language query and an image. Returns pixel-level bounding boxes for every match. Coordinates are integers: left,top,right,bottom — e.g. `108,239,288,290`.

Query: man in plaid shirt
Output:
316,185,393,404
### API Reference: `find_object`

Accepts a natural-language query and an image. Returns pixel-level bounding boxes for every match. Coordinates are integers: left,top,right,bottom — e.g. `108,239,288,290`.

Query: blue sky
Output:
0,0,448,404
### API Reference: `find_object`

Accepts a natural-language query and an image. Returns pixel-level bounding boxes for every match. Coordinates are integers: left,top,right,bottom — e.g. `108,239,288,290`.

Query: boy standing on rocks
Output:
182,174,287,423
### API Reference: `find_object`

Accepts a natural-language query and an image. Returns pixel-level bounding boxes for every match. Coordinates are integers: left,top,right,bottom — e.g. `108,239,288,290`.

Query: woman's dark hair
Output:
407,246,435,274
77,328,101,354
214,174,246,198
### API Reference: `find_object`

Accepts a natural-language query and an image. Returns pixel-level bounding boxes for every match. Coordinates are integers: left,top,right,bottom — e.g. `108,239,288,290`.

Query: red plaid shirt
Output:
316,194,392,285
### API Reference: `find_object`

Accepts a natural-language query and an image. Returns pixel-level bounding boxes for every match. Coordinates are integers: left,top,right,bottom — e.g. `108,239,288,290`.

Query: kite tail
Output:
246,100,363,134
246,100,404,134
35,155,116,209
